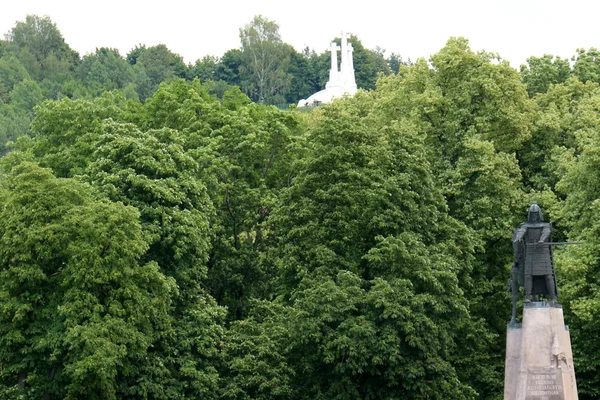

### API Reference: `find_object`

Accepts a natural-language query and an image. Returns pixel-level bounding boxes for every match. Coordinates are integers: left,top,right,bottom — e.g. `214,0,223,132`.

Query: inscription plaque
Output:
525,368,564,399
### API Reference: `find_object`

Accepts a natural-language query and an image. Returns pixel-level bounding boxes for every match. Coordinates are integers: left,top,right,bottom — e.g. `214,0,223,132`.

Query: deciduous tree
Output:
239,15,292,104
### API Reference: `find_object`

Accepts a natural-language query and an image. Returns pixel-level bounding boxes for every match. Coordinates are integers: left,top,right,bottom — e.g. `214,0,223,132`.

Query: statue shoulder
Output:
513,225,526,241
521,222,550,228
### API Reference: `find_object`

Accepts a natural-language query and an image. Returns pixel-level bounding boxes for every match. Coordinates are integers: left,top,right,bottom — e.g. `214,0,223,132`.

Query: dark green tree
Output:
520,54,571,97
285,46,319,104
349,38,391,90
4,15,79,81
8,91,226,398
373,37,533,396
572,48,600,85
226,94,479,399
217,49,243,87
129,44,186,101
190,55,220,82
0,162,175,399
0,54,29,97
553,90,600,397
77,47,135,98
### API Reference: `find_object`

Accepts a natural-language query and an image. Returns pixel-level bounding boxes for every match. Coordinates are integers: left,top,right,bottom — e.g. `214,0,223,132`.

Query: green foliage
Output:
347,36,391,90
7,13,600,399
372,37,534,396
10,79,43,113
239,15,293,105
0,103,31,153
387,52,411,74
130,44,186,101
552,97,600,396
85,120,214,283
519,78,599,191
572,48,600,85
0,54,29,96
238,93,480,398
520,54,571,96
286,47,319,103
4,15,79,81
3,89,226,398
217,49,243,87
0,163,175,399
77,48,135,97
190,55,220,82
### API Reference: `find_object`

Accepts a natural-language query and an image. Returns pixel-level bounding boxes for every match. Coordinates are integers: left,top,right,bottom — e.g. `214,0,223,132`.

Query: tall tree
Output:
518,77,597,192
373,37,533,396
520,54,571,97
128,44,186,101
221,93,480,399
348,37,391,90
4,15,79,81
285,46,319,104
239,15,292,105
553,88,600,397
572,48,600,85
7,91,226,398
77,47,135,98
0,162,175,399
0,55,29,97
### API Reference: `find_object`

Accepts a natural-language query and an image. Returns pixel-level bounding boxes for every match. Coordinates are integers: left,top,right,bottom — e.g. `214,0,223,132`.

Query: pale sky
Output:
1,0,598,68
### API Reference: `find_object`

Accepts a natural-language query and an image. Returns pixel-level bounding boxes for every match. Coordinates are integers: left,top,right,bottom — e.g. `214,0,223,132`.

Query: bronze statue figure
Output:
510,202,558,324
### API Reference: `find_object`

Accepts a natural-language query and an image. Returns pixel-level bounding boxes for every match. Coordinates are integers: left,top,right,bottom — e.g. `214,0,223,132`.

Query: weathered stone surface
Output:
504,303,578,399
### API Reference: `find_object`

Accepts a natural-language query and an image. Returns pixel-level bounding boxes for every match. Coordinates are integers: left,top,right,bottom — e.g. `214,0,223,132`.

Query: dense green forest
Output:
2,13,600,400
0,14,399,155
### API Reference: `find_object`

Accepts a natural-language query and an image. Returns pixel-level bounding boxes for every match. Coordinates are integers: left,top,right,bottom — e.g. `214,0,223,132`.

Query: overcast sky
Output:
1,0,598,68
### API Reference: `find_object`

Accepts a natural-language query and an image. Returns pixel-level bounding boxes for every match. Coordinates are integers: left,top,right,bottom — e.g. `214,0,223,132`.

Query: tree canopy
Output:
4,12,600,400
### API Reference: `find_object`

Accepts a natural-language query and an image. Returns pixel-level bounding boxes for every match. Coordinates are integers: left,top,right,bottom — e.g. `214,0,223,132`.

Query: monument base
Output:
504,302,578,399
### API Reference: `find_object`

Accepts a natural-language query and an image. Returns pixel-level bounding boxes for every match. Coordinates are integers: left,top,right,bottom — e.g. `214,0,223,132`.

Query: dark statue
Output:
510,202,558,324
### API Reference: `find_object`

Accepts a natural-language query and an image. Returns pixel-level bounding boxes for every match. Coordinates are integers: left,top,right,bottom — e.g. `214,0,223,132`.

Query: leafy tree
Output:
348,37,391,90
129,44,186,101
0,78,43,152
518,78,599,191
19,93,135,177
239,15,292,104
190,55,220,82
373,37,533,396
205,101,300,318
0,54,29,97
553,92,600,397
217,49,243,87
141,79,300,318
520,54,571,97
126,44,146,65
8,91,226,398
285,46,319,104
0,162,175,399
77,47,135,97
82,121,225,397
387,52,411,74
572,48,600,85
4,15,79,81
0,103,31,153
10,79,43,114
220,301,298,399
231,94,479,398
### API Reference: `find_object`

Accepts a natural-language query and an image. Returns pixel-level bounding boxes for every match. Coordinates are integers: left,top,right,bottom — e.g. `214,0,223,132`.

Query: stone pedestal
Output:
504,302,578,399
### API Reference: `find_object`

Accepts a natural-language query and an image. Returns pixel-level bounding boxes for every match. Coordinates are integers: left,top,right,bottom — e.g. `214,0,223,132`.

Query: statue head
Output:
528,202,544,223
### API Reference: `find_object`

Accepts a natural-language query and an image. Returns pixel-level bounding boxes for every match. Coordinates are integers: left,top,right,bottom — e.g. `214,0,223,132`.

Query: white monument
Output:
297,32,358,107
504,303,578,399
